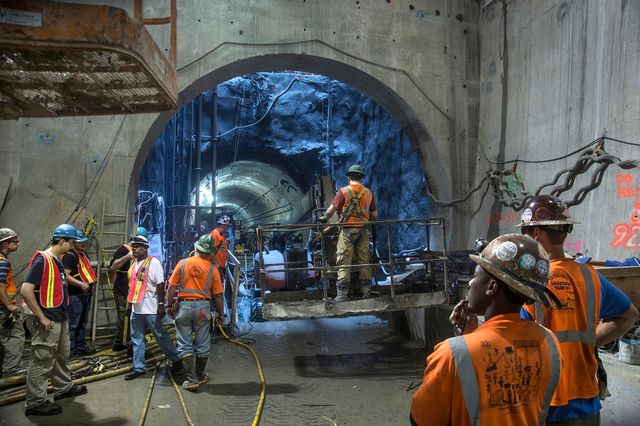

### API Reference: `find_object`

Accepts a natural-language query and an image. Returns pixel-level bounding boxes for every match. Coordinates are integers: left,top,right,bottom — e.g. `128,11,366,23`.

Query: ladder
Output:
89,199,129,346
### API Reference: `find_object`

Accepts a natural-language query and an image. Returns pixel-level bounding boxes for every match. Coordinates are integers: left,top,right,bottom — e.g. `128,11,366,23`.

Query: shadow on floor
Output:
203,382,300,396
294,334,426,378
24,400,128,426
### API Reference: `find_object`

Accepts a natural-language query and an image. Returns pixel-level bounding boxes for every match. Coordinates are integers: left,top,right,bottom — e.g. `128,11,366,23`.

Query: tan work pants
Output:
0,309,25,377
24,316,73,409
336,227,371,288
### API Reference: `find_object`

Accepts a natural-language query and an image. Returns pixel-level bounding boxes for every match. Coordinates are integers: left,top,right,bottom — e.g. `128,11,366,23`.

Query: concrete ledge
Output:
263,291,447,320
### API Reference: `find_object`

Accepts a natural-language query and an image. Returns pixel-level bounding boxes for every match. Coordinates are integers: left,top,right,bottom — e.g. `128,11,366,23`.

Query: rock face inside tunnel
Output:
139,72,432,250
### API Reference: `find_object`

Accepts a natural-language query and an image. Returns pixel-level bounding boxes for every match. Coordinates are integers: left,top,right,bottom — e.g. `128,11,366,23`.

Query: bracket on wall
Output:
0,0,178,119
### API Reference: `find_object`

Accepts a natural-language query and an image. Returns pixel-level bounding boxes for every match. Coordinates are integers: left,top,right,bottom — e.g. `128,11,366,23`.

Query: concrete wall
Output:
472,0,640,261
0,0,479,272
3,0,638,344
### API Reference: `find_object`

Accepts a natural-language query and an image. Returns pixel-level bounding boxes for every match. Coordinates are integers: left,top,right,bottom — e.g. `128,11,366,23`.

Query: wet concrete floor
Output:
0,316,638,425
0,316,426,425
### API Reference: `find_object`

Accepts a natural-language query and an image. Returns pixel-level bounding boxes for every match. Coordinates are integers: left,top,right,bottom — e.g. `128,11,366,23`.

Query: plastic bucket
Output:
618,339,640,365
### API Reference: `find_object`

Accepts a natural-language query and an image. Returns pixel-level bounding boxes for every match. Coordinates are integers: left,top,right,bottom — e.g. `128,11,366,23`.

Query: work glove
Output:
318,215,329,223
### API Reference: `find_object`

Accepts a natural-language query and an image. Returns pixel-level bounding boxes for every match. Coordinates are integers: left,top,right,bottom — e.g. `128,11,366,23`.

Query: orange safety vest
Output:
338,183,373,225
411,314,561,426
523,259,601,406
210,228,229,268
74,250,97,283
0,253,17,305
29,251,67,309
176,257,218,300
127,256,154,303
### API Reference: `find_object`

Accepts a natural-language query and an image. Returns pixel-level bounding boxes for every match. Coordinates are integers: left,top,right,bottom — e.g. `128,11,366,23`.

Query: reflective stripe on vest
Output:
0,254,17,304
449,328,561,426
533,323,561,426
449,336,481,426
535,263,596,344
75,251,97,283
179,259,215,298
127,257,152,303
34,251,65,308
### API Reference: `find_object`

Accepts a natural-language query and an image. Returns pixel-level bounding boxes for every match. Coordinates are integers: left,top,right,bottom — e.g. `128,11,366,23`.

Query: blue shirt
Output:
521,272,631,421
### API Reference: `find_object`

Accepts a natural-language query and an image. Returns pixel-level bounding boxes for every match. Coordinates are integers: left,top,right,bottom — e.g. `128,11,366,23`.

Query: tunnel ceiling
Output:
190,161,303,226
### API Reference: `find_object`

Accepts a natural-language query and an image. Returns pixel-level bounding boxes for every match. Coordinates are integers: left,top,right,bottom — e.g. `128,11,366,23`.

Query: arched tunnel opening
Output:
137,71,444,320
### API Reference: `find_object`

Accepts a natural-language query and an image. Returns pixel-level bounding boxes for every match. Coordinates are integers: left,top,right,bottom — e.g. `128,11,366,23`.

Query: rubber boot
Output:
170,358,184,375
360,281,371,298
181,355,199,391
196,356,210,385
334,282,349,302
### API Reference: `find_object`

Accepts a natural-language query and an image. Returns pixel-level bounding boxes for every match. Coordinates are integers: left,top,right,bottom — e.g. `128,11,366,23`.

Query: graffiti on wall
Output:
564,238,585,256
611,173,640,250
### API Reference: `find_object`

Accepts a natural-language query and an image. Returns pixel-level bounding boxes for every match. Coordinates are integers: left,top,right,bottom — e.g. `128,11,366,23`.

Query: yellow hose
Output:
138,364,159,426
0,354,166,407
216,320,266,426
167,369,196,426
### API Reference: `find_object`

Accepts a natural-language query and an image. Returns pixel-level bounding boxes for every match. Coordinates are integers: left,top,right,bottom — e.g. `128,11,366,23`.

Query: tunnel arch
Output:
130,53,452,231
188,161,305,226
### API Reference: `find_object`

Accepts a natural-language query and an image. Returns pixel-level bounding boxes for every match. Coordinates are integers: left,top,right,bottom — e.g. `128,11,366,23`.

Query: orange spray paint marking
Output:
616,174,634,185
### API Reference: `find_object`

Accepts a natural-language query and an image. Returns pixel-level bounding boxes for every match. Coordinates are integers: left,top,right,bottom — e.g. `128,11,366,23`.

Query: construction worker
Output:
210,216,230,310
518,195,639,425
109,225,147,351
124,235,182,380
21,224,88,416
319,164,378,301
0,228,25,377
62,228,96,356
411,234,562,425
166,233,224,391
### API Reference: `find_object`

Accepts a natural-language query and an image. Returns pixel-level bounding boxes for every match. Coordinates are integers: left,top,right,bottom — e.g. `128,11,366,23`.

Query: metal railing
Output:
255,217,448,302
226,251,242,333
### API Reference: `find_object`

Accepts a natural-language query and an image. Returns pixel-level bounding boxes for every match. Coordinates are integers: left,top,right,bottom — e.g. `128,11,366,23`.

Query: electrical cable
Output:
482,136,640,166
177,39,452,122
137,364,160,426
216,77,301,139
604,136,640,147
70,116,127,223
11,116,127,279
167,368,196,426
0,354,166,407
216,319,266,426
424,136,639,210
426,176,490,207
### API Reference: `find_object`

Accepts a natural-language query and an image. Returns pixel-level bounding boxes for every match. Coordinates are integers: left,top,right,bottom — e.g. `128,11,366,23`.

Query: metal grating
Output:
0,1,177,119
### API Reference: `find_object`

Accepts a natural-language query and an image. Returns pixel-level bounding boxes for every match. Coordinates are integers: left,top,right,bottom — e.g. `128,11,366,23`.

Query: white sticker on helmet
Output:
495,241,518,261
536,259,549,277
518,253,537,270
522,208,533,223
